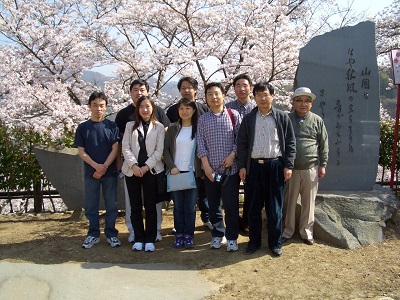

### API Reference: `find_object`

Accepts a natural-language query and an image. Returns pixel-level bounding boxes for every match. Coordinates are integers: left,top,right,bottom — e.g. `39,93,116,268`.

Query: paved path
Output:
0,261,220,300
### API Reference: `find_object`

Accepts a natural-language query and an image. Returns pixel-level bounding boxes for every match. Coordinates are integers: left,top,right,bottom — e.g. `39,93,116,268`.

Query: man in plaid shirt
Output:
197,82,242,252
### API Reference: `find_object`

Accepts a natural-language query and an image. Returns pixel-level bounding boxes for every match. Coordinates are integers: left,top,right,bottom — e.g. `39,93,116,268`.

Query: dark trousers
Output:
247,159,284,250
204,172,239,240
125,172,157,243
196,177,209,222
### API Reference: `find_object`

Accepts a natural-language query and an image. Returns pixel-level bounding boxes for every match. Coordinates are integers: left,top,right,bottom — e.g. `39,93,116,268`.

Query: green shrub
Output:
379,120,400,170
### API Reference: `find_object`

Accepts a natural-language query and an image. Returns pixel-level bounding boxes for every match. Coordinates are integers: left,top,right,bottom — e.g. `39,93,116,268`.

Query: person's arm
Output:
318,118,329,179
104,141,119,170
201,156,214,182
78,147,107,175
197,115,213,181
223,111,242,168
121,122,138,168
283,113,296,182
237,115,249,181
145,123,165,170
163,125,179,174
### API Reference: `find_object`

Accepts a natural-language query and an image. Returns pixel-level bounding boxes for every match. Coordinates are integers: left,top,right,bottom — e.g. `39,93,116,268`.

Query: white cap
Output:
292,87,316,101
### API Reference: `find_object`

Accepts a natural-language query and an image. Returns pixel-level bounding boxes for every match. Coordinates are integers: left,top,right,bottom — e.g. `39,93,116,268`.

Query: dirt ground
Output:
0,207,400,300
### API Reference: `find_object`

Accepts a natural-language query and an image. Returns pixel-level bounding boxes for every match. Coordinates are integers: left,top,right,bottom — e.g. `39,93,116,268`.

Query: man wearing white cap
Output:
282,87,329,245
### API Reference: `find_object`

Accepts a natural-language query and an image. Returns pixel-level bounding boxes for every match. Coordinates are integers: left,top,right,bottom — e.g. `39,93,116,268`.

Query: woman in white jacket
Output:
122,96,165,252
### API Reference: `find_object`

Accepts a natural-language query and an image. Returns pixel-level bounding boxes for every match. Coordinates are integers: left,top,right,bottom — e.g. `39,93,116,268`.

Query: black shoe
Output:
245,243,260,255
271,248,282,257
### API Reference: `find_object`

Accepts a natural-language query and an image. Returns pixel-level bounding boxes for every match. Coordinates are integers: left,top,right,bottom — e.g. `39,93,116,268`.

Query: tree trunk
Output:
33,181,43,213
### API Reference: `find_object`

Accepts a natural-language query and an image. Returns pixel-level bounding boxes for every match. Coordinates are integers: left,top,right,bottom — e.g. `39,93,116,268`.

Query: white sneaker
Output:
127,231,135,243
203,221,213,230
210,237,222,249
226,240,238,252
132,242,143,251
155,231,162,242
144,243,155,252
107,237,121,248
82,236,100,249
221,236,227,245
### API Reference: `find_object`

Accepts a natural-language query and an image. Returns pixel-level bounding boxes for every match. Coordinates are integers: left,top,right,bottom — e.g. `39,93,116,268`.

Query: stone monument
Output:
293,21,399,248
295,21,380,191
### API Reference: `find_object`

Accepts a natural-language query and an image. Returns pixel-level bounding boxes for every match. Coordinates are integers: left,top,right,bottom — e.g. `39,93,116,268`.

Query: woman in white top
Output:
164,98,201,248
122,96,165,252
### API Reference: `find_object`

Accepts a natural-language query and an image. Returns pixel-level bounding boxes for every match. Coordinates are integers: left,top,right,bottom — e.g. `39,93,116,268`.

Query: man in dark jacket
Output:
237,81,296,257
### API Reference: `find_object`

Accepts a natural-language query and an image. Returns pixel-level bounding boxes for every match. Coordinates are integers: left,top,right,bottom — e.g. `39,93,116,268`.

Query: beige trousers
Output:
283,165,318,240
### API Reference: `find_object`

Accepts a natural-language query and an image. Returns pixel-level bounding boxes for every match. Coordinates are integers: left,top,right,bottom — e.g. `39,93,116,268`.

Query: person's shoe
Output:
127,231,135,243
271,248,282,257
281,237,289,244
144,243,155,252
184,236,194,248
155,231,162,242
171,228,177,235
203,221,213,230
132,242,143,251
226,240,238,252
245,243,260,255
173,235,184,248
210,237,223,249
106,237,121,248
303,238,314,245
82,236,100,249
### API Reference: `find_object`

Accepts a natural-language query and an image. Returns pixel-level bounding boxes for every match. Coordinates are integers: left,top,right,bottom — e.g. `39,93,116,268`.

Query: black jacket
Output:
237,107,296,174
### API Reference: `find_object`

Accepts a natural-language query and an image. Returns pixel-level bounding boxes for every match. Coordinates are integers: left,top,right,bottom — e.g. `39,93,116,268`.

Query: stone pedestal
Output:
33,146,125,210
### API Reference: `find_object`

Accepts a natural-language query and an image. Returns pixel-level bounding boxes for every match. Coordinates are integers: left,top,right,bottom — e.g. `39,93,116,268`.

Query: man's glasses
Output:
295,99,312,104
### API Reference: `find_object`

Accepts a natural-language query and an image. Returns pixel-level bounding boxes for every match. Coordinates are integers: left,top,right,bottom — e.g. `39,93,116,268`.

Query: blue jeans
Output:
172,186,198,237
247,159,284,250
204,172,239,240
84,176,118,238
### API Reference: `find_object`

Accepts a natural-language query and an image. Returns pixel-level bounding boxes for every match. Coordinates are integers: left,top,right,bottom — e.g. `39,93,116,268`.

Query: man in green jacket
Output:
282,87,329,246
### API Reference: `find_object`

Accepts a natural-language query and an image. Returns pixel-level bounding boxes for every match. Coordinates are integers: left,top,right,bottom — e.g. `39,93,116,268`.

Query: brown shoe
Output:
303,238,314,245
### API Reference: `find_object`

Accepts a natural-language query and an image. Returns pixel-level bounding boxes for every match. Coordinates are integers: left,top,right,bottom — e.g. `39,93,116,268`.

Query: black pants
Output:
125,172,157,243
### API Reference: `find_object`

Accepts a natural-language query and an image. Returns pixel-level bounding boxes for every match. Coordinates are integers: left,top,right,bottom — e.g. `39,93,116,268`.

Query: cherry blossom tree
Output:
0,0,107,139
375,0,400,58
0,0,372,142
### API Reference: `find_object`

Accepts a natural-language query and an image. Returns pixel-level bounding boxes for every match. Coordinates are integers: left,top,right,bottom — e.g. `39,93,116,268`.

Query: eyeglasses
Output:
294,99,312,104
180,86,194,91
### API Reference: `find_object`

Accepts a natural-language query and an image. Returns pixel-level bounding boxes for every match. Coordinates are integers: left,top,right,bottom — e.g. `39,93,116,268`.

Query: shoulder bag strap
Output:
189,138,197,170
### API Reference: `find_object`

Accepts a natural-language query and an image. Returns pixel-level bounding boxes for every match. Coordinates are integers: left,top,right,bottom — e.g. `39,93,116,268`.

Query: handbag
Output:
166,139,197,192
155,169,167,196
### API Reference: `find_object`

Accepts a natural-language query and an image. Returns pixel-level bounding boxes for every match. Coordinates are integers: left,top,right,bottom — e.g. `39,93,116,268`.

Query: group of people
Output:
74,73,329,257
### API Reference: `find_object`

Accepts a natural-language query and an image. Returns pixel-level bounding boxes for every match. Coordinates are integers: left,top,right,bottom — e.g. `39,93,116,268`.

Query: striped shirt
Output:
251,110,282,159
197,108,242,175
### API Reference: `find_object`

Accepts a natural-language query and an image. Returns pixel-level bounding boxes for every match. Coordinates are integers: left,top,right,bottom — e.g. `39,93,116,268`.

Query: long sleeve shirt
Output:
197,108,242,175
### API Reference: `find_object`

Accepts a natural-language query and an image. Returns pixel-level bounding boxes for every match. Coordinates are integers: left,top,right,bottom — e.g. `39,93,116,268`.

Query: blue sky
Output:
337,0,393,17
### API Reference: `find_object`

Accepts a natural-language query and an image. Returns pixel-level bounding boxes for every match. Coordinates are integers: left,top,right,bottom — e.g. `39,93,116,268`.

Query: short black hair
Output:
253,81,274,96
205,82,225,94
88,91,108,105
233,73,252,87
129,79,149,93
177,77,198,91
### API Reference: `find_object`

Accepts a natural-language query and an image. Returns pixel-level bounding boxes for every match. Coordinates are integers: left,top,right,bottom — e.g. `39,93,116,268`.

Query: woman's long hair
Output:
178,98,198,140
132,96,157,132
